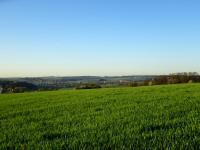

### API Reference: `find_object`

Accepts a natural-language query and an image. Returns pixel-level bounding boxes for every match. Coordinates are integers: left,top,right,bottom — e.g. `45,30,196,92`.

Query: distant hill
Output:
0,75,155,85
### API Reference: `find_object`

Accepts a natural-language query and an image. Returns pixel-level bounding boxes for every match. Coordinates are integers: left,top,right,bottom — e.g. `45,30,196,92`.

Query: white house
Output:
0,86,3,94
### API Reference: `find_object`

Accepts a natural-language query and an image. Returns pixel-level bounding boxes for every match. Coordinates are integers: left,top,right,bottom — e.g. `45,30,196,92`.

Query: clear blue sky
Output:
0,0,200,77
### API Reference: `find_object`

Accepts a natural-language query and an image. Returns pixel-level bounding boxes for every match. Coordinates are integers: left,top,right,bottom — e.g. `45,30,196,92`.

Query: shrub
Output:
188,80,193,83
75,84,101,90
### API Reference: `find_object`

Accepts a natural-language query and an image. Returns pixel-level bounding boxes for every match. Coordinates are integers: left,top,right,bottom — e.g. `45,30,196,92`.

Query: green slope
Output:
1,84,200,149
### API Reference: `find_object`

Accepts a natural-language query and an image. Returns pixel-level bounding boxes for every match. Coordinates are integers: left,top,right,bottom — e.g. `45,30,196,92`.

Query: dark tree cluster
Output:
0,81,38,93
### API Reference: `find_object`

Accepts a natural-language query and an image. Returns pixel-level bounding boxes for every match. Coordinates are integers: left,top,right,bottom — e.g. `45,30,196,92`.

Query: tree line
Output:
128,72,200,87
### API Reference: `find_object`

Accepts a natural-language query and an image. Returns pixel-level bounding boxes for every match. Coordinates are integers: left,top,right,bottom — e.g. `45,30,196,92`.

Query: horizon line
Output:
0,72,199,79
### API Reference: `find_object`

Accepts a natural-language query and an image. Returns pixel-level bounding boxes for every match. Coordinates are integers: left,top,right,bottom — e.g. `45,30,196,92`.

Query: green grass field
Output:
1,84,200,149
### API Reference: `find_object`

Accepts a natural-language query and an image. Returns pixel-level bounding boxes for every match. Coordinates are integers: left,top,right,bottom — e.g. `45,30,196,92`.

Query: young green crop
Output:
1,84,200,149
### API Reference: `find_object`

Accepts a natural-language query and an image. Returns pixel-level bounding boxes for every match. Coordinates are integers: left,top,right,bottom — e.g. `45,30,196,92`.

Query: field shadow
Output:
140,121,186,133
42,132,69,141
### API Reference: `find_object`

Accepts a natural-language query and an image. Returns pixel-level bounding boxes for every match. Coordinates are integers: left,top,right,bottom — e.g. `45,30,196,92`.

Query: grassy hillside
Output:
1,84,200,149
